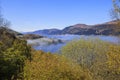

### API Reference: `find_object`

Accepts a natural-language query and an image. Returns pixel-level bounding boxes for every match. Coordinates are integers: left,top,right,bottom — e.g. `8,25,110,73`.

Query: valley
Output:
0,0,120,79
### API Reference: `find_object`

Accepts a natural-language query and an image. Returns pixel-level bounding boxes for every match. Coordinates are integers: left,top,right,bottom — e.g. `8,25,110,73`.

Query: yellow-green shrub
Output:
61,39,110,68
23,50,92,80
61,38,120,80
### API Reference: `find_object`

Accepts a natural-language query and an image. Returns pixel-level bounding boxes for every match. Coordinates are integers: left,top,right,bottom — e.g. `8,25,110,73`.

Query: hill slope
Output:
27,29,61,35
24,20,120,36
61,20,120,35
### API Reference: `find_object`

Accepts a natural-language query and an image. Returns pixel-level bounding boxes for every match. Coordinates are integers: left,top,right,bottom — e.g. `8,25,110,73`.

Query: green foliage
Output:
23,50,92,80
1,28,120,80
90,44,120,80
61,39,109,68
0,30,31,80
61,38,120,80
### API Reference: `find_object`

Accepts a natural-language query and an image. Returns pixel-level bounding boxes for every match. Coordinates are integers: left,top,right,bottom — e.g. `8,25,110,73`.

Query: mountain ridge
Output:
23,20,120,36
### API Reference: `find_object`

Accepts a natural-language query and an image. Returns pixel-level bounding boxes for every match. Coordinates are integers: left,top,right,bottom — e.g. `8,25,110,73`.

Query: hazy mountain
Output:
25,29,61,35
24,20,120,36
61,24,91,35
61,20,120,35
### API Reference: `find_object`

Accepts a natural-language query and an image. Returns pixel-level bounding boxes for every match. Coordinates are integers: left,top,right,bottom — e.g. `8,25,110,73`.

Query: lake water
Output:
30,35,120,53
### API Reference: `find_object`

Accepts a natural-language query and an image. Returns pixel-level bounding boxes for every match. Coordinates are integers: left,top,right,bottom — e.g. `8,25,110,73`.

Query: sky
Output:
1,0,113,32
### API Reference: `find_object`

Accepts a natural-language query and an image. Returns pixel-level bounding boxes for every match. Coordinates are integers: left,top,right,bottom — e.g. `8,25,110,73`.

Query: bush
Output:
0,30,31,80
61,39,109,68
23,50,92,80
61,38,120,80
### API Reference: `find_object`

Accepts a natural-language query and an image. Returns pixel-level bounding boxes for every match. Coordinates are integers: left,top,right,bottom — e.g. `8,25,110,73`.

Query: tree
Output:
0,35,31,80
111,0,120,20
0,25,31,80
61,39,120,80
23,51,92,80
0,5,10,28
61,39,110,68
110,0,120,35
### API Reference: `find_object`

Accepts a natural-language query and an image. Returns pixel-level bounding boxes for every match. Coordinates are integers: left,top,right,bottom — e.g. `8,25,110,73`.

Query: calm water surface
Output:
30,35,120,53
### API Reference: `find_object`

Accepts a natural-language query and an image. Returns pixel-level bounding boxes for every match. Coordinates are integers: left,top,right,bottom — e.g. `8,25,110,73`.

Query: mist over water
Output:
28,35,120,53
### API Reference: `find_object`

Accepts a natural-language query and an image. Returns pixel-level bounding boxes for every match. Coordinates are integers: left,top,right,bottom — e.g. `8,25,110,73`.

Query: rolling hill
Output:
24,20,120,36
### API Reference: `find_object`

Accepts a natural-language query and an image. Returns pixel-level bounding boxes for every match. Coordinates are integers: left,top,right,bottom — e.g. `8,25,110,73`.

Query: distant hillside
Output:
61,24,91,35
0,27,45,40
25,20,120,36
21,34,44,39
0,27,22,36
0,27,16,45
25,29,61,35
61,20,120,35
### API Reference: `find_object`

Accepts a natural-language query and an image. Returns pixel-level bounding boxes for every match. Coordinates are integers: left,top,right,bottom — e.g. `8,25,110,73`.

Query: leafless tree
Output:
0,4,10,28
111,0,120,20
